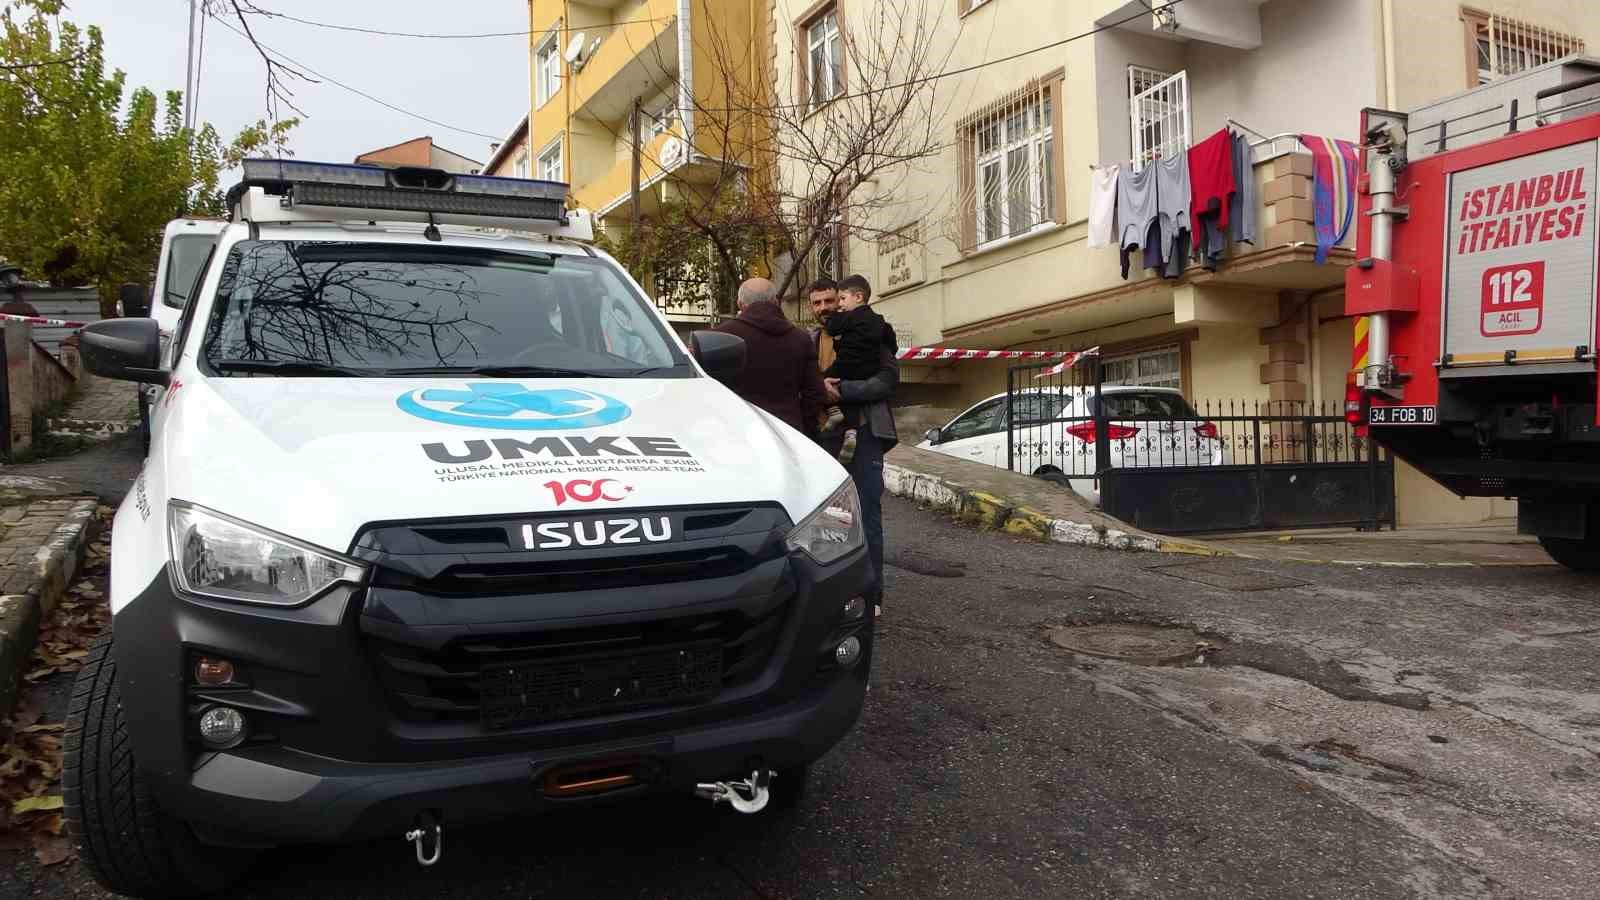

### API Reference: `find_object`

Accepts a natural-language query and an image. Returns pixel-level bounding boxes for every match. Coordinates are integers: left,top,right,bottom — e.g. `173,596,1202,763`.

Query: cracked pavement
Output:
5,494,1596,898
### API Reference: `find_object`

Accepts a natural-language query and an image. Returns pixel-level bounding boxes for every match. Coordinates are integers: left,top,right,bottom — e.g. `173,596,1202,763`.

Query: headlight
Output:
167,501,367,606
784,479,865,565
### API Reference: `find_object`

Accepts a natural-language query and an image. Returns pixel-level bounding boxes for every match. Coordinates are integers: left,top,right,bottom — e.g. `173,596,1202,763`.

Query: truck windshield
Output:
164,234,219,309
199,241,690,377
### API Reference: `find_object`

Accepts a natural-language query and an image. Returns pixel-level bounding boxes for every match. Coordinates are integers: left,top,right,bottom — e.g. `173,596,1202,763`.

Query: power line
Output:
206,11,503,141
238,9,672,40
688,0,1190,114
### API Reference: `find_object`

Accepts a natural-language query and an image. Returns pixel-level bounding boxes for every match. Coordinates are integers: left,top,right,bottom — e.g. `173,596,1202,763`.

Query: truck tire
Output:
1538,535,1600,573
63,632,256,898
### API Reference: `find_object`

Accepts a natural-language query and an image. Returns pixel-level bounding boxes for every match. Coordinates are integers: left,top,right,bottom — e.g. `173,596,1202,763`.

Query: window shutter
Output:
959,130,976,252
1049,77,1066,223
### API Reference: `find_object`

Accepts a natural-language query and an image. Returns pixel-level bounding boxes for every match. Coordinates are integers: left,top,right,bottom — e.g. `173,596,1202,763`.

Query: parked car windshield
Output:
199,241,689,377
1089,392,1200,419
163,233,219,309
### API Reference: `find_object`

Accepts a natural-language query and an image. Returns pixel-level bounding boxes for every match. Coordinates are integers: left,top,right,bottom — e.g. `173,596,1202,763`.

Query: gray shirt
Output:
1230,131,1257,244
1117,156,1190,255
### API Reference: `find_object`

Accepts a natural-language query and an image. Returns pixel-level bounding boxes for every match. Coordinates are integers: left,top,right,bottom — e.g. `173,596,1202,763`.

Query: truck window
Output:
200,241,689,377
163,234,219,309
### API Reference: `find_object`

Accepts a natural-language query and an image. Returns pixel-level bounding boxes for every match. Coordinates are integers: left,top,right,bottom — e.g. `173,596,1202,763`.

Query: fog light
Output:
834,636,862,668
195,657,236,686
198,706,247,749
842,597,866,620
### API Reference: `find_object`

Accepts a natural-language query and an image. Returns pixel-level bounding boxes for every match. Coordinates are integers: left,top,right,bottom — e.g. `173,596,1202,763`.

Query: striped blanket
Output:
1298,134,1360,264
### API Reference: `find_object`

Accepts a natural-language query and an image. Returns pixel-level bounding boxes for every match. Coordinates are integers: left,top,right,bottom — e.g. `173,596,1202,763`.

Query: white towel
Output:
1087,164,1119,249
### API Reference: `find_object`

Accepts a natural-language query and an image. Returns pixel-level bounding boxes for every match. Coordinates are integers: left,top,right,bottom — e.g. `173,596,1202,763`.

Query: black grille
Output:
368,602,789,724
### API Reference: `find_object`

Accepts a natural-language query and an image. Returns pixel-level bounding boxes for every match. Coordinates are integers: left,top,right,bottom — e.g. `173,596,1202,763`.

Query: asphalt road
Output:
5,492,1598,899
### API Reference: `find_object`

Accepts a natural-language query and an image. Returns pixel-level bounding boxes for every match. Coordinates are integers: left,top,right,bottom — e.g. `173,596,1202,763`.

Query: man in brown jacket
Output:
713,278,827,436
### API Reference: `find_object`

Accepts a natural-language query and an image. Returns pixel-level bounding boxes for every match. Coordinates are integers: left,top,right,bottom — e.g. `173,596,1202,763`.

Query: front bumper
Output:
112,540,873,846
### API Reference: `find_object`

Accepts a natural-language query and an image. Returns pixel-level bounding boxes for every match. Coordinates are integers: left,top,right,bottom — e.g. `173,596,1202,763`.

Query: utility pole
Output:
183,0,198,130
630,96,642,235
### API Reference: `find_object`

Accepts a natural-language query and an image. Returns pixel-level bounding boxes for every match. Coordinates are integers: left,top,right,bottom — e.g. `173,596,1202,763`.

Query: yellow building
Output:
772,0,1599,526
513,0,770,331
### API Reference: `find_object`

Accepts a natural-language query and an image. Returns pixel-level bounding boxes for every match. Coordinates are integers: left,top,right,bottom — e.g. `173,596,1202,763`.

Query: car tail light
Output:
1064,422,1140,442
1193,422,1219,440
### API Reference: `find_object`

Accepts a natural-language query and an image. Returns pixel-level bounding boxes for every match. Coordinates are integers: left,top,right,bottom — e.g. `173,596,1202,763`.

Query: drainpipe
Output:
677,0,695,160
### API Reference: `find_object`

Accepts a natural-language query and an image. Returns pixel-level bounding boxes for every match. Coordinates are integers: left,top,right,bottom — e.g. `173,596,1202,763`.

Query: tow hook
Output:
694,768,776,814
404,813,443,867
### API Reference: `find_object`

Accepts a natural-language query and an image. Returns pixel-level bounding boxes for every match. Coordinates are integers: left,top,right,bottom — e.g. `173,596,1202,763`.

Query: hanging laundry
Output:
1188,129,1235,272
1298,133,1360,264
1188,129,1235,229
1155,154,1191,278
1087,164,1119,249
1116,162,1158,279
1230,130,1257,244
1116,155,1190,279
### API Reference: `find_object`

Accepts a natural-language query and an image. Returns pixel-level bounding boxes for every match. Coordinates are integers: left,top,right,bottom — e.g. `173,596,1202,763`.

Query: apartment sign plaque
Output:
878,224,925,295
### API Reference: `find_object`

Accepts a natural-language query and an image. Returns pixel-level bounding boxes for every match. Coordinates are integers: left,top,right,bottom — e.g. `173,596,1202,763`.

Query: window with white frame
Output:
805,8,843,109
1101,345,1182,390
536,29,562,106
513,151,530,179
972,88,1054,246
1465,11,1584,85
538,138,563,182
1128,66,1190,170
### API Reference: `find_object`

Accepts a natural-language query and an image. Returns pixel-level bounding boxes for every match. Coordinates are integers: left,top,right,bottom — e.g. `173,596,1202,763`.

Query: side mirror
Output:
79,318,167,386
923,428,943,444
118,283,151,318
689,330,746,387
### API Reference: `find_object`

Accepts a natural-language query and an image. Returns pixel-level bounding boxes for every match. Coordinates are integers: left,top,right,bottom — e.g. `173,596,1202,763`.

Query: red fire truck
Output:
1347,59,1600,572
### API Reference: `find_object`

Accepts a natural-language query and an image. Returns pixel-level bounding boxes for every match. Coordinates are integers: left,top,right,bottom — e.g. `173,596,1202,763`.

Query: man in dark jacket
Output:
713,278,827,436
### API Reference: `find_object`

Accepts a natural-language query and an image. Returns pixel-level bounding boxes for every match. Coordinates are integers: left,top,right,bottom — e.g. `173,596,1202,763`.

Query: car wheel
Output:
1538,535,1600,573
64,632,257,898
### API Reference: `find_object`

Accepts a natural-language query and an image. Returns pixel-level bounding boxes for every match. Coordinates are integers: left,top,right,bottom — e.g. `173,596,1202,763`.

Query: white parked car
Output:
917,385,1223,504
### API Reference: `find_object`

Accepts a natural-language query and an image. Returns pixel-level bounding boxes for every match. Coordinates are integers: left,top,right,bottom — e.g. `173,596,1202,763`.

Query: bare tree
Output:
594,0,958,317
216,0,957,318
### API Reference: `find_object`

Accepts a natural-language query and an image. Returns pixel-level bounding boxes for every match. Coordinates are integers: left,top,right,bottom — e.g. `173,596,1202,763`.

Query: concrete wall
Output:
1387,0,1600,111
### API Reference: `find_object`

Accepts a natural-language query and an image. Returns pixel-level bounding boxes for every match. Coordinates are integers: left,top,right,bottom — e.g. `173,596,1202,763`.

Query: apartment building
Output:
773,0,1598,525
514,0,769,331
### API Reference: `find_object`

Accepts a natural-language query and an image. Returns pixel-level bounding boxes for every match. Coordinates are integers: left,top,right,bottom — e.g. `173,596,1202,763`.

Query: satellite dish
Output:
661,136,686,166
565,33,587,65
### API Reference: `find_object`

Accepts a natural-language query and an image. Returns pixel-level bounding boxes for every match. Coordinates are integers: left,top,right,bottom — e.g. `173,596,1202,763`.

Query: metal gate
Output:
1006,359,1396,535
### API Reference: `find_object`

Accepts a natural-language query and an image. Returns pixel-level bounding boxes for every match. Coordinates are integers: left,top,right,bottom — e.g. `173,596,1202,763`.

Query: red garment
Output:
1188,129,1235,229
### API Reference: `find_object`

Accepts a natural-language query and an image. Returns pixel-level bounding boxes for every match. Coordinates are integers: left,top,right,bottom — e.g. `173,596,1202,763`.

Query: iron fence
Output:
1005,358,1396,533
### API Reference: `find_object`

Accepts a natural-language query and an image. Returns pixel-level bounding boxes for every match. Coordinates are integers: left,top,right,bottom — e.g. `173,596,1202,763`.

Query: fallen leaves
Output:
0,532,112,867
10,795,62,815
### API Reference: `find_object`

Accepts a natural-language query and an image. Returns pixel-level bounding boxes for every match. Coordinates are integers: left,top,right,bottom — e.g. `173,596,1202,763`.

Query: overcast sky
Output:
63,0,529,166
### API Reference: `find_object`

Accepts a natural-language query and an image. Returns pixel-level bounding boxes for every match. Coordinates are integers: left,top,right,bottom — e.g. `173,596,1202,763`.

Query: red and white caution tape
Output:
896,346,1088,362
1032,346,1100,379
0,312,89,328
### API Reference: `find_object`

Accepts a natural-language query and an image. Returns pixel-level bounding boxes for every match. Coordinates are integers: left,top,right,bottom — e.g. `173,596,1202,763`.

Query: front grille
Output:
368,601,790,724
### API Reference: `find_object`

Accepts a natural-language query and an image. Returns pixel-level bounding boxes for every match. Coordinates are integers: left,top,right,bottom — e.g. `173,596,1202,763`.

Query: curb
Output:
882,463,1230,556
0,498,101,719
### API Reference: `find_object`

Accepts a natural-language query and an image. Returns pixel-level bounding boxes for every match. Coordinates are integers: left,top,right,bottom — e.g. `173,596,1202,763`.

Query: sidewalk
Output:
1204,520,1554,567
883,445,1222,555
46,371,139,442
881,447,1556,567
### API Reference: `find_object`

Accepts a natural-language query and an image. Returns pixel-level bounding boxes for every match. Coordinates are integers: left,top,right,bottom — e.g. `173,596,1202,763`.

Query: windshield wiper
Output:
212,359,372,377
384,365,615,378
